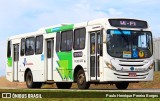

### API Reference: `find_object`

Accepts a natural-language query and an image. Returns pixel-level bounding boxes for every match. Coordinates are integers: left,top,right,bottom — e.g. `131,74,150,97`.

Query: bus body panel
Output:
6,18,154,88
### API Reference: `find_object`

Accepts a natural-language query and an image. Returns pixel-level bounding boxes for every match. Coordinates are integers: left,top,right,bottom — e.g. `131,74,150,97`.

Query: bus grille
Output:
118,59,146,67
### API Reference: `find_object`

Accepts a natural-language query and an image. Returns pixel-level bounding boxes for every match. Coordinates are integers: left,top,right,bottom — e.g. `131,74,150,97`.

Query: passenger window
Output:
21,38,25,56
67,31,73,51
74,28,86,50
35,35,43,54
60,30,73,51
25,37,35,55
56,32,61,52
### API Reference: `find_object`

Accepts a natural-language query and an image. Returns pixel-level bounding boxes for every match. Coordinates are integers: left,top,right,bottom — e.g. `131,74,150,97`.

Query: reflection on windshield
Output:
107,29,152,59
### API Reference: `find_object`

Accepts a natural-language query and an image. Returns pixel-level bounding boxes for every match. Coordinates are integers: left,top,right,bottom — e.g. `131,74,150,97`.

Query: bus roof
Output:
8,17,148,40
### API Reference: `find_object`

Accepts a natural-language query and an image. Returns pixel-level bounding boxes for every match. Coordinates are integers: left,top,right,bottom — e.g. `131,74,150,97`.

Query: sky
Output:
0,0,160,76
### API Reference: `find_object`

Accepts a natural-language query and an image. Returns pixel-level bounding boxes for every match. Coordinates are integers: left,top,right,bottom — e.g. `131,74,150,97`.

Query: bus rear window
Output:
7,41,11,58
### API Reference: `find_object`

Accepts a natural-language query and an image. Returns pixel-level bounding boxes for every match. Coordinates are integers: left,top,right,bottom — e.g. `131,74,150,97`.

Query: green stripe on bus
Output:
45,28,53,33
56,51,73,80
60,24,74,32
46,24,74,33
7,57,12,67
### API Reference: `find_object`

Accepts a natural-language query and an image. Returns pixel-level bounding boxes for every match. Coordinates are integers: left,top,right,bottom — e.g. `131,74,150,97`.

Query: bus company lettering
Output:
23,58,34,66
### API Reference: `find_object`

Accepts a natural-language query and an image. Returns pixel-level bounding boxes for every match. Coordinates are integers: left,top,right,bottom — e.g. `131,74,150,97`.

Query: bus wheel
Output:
56,82,72,89
26,71,42,88
77,69,90,89
115,82,129,90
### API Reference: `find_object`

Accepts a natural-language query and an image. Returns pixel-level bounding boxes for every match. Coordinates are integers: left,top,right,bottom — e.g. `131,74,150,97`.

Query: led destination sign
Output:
109,19,148,28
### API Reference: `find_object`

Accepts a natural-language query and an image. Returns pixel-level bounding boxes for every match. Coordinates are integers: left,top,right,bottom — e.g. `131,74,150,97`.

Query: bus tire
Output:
115,82,129,90
56,82,72,89
77,69,90,89
25,71,42,88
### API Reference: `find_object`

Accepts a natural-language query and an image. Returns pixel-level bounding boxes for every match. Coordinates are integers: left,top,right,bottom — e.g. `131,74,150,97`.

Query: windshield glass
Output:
107,29,153,59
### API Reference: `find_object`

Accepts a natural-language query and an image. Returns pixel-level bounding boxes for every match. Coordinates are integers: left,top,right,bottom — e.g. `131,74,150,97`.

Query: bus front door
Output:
90,31,101,81
13,44,19,81
46,39,54,80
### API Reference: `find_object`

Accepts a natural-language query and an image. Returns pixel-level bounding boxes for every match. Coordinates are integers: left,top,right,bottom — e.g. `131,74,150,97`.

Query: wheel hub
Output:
78,73,85,85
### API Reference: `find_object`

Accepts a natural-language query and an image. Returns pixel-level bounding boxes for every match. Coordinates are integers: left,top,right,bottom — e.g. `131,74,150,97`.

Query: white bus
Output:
6,18,154,89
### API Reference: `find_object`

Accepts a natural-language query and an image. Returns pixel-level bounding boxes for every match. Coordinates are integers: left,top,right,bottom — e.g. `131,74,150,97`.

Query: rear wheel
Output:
56,82,72,89
77,69,90,89
25,71,42,88
115,82,129,90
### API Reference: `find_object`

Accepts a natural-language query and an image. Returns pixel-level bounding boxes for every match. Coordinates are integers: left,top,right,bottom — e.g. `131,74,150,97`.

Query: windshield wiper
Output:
118,28,129,44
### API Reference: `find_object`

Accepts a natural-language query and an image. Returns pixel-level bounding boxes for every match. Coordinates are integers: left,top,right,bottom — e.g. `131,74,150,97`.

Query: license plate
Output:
129,73,136,77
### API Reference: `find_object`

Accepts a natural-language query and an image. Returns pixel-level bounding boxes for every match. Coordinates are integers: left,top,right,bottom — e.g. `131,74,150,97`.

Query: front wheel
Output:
77,69,90,89
115,82,129,90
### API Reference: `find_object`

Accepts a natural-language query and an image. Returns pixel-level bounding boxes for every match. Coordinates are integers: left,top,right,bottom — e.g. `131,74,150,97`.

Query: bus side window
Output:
7,41,11,58
25,37,35,55
79,28,86,49
21,38,25,56
74,29,79,50
35,35,43,54
61,31,67,51
73,28,86,50
60,30,73,51
98,31,103,56
56,32,61,52
67,30,73,51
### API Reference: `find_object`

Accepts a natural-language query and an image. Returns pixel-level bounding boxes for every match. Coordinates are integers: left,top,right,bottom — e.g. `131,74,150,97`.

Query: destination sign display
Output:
109,19,148,28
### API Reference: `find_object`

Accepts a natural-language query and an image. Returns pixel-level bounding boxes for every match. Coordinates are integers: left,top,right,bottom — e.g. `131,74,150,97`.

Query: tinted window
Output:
61,31,67,51
35,35,43,54
7,41,11,58
14,45,19,61
47,41,51,58
25,37,35,55
67,31,73,50
74,28,86,50
74,30,79,50
21,38,25,56
56,32,61,52
60,30,73,51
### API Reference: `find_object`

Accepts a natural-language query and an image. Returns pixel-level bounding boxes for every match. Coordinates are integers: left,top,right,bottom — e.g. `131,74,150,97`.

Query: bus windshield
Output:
107,29,153,59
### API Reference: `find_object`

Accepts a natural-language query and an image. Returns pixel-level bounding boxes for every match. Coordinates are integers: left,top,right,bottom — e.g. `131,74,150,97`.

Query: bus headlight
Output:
149,63,154,69
106,62,116,70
